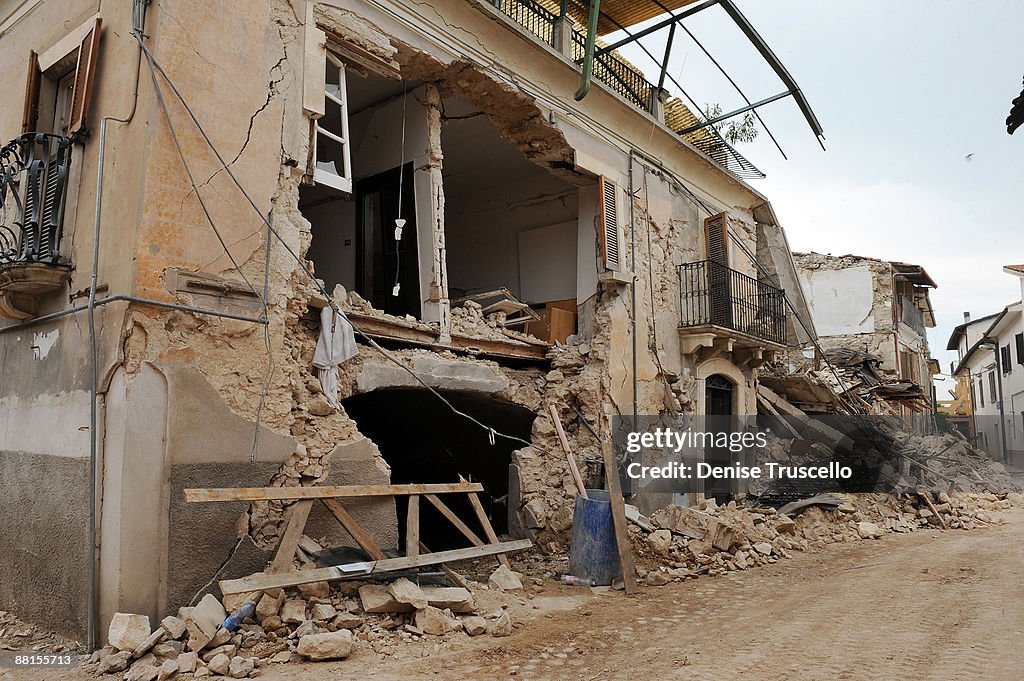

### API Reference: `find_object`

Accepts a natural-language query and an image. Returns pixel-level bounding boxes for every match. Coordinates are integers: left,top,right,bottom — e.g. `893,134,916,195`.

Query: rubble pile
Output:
897,433,1021,492
630,491,1021,586
87,567,527,679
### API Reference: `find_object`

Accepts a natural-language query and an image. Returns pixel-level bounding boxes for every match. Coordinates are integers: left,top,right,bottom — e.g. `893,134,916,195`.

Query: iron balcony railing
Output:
492,0,558,45
489,1,763,179
570,29,654,113
0,133,72,266
900,295,926,337
492,0,656,114
678,260,787,345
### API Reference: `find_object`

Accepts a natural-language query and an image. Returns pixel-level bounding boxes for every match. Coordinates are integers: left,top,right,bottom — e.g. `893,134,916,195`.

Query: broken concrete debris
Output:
108,613,152,653
88,570,523,677
629,491,1018,584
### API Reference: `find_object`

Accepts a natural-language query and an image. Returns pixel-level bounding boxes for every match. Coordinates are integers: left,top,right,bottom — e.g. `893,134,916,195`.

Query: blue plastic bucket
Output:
568,489,622,585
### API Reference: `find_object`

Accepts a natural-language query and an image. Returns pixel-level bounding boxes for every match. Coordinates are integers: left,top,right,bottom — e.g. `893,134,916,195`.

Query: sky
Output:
613,0,1024,398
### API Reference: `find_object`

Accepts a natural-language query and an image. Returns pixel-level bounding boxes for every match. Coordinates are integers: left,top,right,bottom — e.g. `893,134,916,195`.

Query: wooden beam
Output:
420,540,470,589
549,404,587,498
424,494,484,547
602,442,638,594
320,498,387,561
219,540,533,595
406,495,420,558
465,489,510,568
185,482,484,503
269,500,313,573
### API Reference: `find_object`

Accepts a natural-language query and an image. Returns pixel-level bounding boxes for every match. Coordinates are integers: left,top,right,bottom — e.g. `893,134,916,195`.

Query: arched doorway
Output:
705,374,734,416
704,374,735,503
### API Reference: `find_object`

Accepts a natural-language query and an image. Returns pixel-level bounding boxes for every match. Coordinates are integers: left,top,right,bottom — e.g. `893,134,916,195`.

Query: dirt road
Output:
6,509,1023,681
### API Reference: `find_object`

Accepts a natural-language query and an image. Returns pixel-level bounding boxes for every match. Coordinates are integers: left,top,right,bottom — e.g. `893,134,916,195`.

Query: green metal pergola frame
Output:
569,0,825,153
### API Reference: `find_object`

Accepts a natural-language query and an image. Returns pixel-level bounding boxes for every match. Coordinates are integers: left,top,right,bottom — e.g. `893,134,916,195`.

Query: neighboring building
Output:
936,370,976,439
791,253,938,419
951,265,1024,465
0,0,818,642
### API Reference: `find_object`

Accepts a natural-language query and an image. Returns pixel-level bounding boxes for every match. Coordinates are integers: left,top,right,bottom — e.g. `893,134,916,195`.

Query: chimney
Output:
963,311,971,323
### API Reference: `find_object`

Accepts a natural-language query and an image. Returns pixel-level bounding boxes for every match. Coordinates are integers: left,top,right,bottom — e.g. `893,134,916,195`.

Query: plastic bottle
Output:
222,601,257,631
562,575,595,587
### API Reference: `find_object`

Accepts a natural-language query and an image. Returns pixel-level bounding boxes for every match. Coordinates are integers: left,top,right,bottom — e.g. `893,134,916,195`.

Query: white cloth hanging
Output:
312,306,357,408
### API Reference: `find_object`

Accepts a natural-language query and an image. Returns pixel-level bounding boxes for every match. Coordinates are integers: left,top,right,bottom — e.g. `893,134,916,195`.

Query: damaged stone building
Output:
0,0,821,643
777,252,938,420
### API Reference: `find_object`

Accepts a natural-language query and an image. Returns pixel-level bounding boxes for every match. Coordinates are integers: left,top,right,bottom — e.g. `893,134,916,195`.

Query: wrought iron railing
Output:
678,260,787,345
0,133,72,266
900,295,926,336
489,1,759,177
492,0,558,45
570,30,654,113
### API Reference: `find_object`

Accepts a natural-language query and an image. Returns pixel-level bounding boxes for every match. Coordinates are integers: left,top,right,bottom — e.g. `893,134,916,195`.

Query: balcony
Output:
900,295,926,337
677,260,787,356
487,0,764,179
0,133,73,320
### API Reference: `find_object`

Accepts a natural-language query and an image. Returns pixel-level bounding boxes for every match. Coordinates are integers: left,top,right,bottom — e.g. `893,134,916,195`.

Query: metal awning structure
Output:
568,0,825,156
562,0,704,36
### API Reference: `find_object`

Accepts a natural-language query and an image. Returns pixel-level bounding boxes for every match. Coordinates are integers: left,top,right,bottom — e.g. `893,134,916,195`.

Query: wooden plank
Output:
756,394,802,439
601,441,638,594
320,498,387,561
185,482,484,503
549,404,587,498
757,385,806,417
220,540,533,595
420,541,470,589
424,494,484,547
465,489,510,568
406,495,420,558
919,492,949,530
269,500,313,574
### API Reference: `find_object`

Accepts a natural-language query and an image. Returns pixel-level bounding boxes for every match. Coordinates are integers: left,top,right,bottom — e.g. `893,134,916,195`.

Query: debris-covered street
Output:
5,506,1023,681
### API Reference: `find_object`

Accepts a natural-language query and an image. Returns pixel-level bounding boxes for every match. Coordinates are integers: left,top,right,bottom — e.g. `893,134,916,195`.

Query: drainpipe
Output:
628,153,638,426
980,338,1009,462
87,0,148,651
993,343,1009,463
574,0,601,100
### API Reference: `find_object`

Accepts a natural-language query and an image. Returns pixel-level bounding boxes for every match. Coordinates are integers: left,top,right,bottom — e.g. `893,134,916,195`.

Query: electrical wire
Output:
393,80,408,298
141,46,275,462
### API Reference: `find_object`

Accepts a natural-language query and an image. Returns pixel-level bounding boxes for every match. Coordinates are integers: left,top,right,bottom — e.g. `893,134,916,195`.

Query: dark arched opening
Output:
342,388,535,551
704,374,735,503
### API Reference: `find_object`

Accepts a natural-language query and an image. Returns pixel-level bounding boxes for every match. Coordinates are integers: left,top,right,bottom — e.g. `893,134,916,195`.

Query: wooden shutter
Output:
1016,332,1024,365
303,25,327,118
598,176,620,271
704,212,729,265
21,50,41,133
67,18,101,137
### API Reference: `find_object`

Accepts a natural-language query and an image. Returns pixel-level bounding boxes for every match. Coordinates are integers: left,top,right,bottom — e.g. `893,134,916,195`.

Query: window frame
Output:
22,16,101,140
311,51,353,194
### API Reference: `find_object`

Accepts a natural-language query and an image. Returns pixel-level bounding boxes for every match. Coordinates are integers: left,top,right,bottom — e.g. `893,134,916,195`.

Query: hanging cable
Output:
141,45,275,461
392,80,408,299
